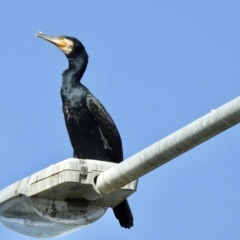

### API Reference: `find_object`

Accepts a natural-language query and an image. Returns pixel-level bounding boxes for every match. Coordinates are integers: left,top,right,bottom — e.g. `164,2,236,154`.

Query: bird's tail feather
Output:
113,199,133,229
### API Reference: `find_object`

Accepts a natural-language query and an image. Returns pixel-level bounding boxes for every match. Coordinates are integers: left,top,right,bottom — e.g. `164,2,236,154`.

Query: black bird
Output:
36,32,133,228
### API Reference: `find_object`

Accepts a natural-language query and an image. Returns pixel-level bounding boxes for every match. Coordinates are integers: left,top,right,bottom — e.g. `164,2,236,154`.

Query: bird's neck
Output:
62,56,88,86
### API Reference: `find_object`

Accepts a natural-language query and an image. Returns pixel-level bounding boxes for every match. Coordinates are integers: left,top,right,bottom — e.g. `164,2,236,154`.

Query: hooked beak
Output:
35,31,67,48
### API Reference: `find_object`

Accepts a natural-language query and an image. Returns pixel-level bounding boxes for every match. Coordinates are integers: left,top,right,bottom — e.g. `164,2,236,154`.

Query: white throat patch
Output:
60,39,74,54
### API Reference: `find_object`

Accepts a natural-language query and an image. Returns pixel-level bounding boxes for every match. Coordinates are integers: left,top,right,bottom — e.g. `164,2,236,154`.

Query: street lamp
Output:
0,159,137,238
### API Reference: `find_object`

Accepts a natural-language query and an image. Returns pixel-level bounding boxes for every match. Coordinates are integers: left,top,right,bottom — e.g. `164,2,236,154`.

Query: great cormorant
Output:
36,32,133,229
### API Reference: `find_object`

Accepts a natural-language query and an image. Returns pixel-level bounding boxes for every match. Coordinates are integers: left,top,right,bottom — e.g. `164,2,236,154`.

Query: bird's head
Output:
36,32,87,59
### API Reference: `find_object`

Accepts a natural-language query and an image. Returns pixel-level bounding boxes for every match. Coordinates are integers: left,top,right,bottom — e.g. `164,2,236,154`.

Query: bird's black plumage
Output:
37,33,133,228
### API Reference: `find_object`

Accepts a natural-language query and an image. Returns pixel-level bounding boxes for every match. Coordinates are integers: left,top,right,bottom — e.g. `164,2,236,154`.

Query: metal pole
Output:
96,96,240,194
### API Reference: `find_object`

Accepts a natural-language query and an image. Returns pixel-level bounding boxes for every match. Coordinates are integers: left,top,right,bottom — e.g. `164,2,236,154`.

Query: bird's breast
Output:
63,101,84,121
62,103,112,161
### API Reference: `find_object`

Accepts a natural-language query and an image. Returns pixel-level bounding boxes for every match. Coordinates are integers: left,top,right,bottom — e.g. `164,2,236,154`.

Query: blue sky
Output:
1,1,240,239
